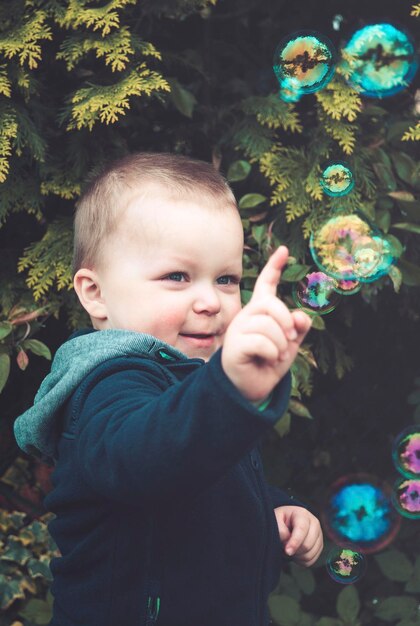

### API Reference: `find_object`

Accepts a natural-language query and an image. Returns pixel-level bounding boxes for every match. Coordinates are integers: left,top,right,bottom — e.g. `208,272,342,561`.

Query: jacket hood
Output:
13,329,189,464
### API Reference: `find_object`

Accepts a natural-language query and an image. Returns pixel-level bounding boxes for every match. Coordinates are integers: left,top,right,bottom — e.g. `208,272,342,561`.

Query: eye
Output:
217,275,241,285
163,272,187,282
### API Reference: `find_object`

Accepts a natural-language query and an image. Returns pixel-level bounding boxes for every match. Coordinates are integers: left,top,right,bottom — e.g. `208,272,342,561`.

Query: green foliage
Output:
0,508,58,622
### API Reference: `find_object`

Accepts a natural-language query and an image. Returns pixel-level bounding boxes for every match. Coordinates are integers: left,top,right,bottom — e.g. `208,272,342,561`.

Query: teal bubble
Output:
342,23,419,98
392,426,420,479
326,546,367,584
320,162,355,197
292,271,341,315
273,31,337,95
392,477,420,519
323,474,401,554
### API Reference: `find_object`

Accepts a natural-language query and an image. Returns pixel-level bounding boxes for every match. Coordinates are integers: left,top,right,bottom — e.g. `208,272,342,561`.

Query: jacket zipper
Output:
145,516,161,625
145,584,161,625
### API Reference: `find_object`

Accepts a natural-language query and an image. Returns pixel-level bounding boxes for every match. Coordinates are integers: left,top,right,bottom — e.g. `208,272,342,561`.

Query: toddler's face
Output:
94,193,244,361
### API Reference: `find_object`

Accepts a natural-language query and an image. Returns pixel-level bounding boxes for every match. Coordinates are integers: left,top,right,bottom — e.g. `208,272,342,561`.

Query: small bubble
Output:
332,15,344,32
326,546,367,584
342,23,419,98
392,426,420,478
392,477,420,519
273,30,337,94
334,276,361,296
292,271,340,315
320,162,355,197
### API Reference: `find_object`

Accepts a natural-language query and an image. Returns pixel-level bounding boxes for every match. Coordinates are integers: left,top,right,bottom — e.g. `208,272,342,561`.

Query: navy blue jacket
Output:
41,332,301,626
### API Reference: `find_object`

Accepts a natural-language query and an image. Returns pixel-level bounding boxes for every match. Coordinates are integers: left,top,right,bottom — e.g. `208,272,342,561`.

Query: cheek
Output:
153,309,186,332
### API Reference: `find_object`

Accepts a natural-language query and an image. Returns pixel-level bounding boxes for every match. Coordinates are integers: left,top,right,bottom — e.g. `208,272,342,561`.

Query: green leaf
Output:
0,354,11,393
374,596,418,622
239,193,267,209
376,209,391,233
281,264,311,282
167,78,197,118
0,322,13,340
405,555,420,594
388,191,416,202
268,594,301,626
252,224,266,245
274,411,291,438
336,585,360,623
290,562,315,595
21,338,52,360
373,163,397,191
311,315,325,330
399,258,420,287
375,549,414,582
383,234,404,259
227,160,251,182
388,265,402,293
289,399,313,419
392,152,417,185
241,289,253,305
392,223,420,235
17,597,53,625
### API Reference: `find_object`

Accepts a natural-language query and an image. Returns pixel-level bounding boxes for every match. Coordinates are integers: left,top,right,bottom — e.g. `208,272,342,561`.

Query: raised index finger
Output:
251,246,289,301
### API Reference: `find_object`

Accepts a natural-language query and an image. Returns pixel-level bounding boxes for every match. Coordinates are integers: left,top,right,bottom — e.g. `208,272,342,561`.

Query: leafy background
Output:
0,0,419,624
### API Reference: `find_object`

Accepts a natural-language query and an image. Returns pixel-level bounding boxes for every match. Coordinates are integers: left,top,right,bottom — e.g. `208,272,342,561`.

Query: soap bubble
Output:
342,23,419,98
309,213,382,281
323,474,401,554
273,31,337,94
292,271,341,315
278,86,302,103
392,426,420,478
326,546,367,584
320,162,355,197
334,276,361,295
357,235,396,282
392,478,420,519
351,236,383,279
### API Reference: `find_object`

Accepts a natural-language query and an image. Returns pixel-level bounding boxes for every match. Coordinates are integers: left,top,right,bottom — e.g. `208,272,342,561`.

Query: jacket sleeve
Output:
266,484,308,510
74,348,291,508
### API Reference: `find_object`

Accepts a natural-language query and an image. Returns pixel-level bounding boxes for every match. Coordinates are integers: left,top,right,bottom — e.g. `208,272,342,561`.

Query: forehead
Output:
116,191,244,258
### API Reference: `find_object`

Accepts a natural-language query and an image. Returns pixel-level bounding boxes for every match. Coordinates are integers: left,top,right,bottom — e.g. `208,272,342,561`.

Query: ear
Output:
73,268,108,322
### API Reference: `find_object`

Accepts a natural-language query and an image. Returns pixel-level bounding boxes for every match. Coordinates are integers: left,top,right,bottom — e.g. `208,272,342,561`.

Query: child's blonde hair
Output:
72,152,238,276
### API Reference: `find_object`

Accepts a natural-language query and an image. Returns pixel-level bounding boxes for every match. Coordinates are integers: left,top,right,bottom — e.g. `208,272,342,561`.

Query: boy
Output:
14,153,323,626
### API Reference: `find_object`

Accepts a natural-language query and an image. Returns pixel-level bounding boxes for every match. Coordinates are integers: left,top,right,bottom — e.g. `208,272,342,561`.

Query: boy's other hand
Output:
274,505,324,567
221,246,312,403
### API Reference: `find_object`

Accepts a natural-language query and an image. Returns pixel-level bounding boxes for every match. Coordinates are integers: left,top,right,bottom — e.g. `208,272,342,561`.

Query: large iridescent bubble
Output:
320,162,355,197
273,31,337,94
392,426,420,479
310,213,394,282
342,23,419,98
392,477,420,519
323,474,401,554
292,270,341,315
326,546,367,584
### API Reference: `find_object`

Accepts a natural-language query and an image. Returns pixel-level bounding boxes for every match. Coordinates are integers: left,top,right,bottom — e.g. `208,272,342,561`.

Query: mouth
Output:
179,333,217,346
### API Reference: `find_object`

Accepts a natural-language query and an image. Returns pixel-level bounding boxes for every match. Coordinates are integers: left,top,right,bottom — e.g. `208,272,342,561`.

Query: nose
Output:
192,284,221,315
